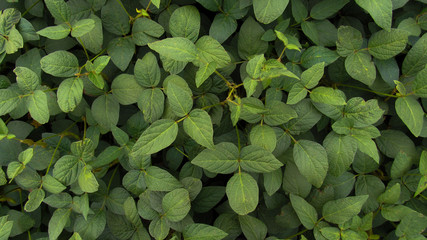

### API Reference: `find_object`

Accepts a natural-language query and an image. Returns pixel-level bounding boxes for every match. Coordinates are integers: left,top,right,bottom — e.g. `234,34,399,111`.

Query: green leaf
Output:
344,98,384,127
37,24,70,40
42,175,66,194
420,150,427,175
415,176,427,197
192,142,239,174
71,19,95,38
368,29,408,60
352,135,380,163
183,109,214,149
53,155,84,186
355,0,392,30
26,90,49,124
291,0,308,23
238,17,268,60
195,35,231,68
377,183,401,204
132,18,165,46
402,34,427,76
249,124,276,152
107,37,135,71
123,197,142,227
287,83,308,105
264,100,298,126
149,215,170,240
301,46,339,68
165,78,193,117
111,74,144,105
101,0,130,35
13,67,40,93
40,51,79,77
137,88,164,123
226,172,259,215
345,52,376,86
44,0,71,23
0,216,13,240
196,62,216,87
24,188,45,212
148,37,198,62
395,96,424,137
310,0,350,20
4,27,23,54
91,94,120,131
240,145,283,173
57,77,83,113
301,62,325,89
322,195,369,224
132,119,178,156
395,212,427,238
246,54,265,78
43,193,72,208
162,188,191,222
323,132,357,177
169,6,200,42
336,26,363,57
79,14,103,54
145,166,183,192
209,13,237,44
310,87,346,106
263,168,282,196
238,215,268,240
78,166,98,193
135,52,161,87
48,208,71,240
293,140,328,188
253,0,289,24
413,67,427,97
183,223,228,240
290,194,318,229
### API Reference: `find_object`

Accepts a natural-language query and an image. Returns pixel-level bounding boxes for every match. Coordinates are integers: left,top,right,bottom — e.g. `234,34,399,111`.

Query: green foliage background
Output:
0,0,427,239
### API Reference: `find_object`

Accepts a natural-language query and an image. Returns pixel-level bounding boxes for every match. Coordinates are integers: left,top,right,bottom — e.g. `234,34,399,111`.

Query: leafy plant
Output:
0,0,426,239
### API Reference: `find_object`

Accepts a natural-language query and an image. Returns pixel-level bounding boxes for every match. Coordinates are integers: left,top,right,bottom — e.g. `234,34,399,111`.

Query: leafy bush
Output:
0,0,427,239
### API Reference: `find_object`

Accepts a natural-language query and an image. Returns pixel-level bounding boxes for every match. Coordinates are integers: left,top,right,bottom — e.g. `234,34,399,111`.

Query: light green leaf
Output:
91,94,120,131
183,223,228,240
169,6,200,42
4,27,23,54
344,98,384,127
48,208,71,240
310,0,350,20
310,87,346,106
79,14,103,54
264,100,298,126
377,183,401,204
13,67,40,93
183,109,214,149
78,166,98,193
42,175,66,194
253,0,289,24
162,188,191,222
352,135,380,163
145,166,183,191
148,37,198,62
249,124,276,152
240,145,283,173
40,51,79,77
24,188,45,212
226,172,259,215
196,62,216,87
0,216,13,240
192,142,239,174
290,194,318,229
301,62,325,89
415,176,427,197
246,54,265,79
149,215,170,240
355,0,392,30
44,0,71,23
137,88,164,123
301,46,339,68
287,83,308,105
71,19,95,38
111,74,144,105
132,119,178,156
26,90,49,124
37,24,70,40
132,18,164,46
0,89,19,116
336,26,363,57
395,96,424,137
195,35,231,68
322,195,369,224
345,52,376,86
134,52,161,87
166,80,193,117
293,140,328,188
53,155,84,186
413,67,427,97
57,77,83,113
368,29,408,60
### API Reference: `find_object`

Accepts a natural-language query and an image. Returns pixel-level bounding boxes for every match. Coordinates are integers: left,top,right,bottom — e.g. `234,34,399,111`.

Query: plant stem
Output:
338,84,398,98
78,37,90,60
21,0,41,17
115,0,132,20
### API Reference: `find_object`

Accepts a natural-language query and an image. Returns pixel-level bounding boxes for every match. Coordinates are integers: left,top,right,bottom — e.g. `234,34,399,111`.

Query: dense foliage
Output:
0,0,427,239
